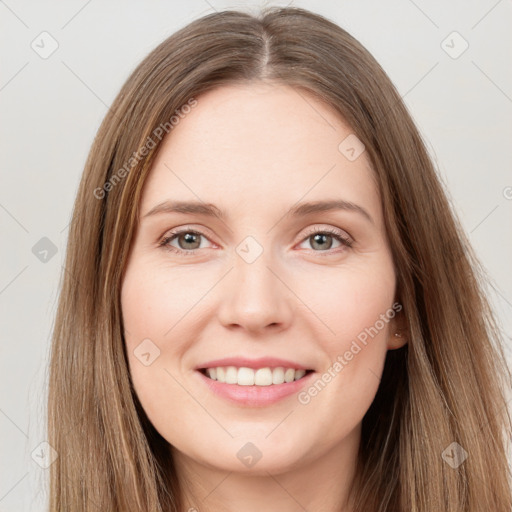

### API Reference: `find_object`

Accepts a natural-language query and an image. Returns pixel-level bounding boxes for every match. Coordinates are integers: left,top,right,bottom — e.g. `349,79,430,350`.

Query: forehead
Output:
140,82,380,223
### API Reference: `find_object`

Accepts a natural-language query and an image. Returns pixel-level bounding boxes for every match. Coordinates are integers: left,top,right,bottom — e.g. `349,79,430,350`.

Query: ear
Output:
386,304,408,350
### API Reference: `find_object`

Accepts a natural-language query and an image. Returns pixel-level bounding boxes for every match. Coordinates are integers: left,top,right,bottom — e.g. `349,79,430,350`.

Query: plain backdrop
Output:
1,0,511,510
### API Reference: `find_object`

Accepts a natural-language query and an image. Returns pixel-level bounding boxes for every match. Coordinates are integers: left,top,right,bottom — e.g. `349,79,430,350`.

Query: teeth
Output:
204,366,308,385
255,368,272,386
225,366,238,384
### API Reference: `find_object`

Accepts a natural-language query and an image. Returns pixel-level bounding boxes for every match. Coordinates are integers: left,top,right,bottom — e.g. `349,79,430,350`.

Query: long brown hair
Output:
48,6,512,511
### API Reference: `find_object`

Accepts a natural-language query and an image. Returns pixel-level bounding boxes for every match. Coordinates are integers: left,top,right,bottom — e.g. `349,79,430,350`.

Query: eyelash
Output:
158,226,353,257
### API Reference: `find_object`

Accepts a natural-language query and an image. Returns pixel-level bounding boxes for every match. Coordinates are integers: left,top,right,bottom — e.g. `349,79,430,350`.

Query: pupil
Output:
312,233,332,250
181,233,199,249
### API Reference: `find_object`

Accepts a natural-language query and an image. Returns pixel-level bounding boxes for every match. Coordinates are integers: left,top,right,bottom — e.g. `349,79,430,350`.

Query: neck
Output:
173,424,361,512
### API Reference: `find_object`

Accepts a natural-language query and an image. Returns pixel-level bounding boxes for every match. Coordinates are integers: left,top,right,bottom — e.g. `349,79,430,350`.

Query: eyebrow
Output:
142,199,374,224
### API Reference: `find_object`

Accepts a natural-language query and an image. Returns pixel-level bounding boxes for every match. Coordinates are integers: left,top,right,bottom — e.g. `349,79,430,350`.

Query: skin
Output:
121,82,407,512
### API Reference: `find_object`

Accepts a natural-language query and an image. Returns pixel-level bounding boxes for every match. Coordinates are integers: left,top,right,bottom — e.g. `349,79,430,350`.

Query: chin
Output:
186,434,312,476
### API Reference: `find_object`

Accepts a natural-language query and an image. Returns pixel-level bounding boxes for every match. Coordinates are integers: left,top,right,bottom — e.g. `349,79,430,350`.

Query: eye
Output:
297,226,353,255
159,228,214,255
159,226,353,256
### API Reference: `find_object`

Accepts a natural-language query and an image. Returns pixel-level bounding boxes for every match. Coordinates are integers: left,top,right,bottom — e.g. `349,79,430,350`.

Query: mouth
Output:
198,366,315,386
194,357,316,406
196,366,316,407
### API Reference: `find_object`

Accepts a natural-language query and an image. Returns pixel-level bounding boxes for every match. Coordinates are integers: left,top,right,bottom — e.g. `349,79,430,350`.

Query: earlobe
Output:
387,299,408,350
388,331,408,350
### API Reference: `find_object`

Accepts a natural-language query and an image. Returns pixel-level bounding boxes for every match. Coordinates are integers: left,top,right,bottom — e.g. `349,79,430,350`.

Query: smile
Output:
200,366,313,386
196,366,316,407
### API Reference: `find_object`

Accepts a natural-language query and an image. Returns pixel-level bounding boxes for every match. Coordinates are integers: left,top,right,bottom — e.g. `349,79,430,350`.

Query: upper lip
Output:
195,357,313,371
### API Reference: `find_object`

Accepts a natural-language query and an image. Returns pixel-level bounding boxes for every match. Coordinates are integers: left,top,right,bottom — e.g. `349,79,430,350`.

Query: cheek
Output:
120,260,212,432
121,268,183,439
291,265,395,438
121,259,207,344
298,258,396,344
297,259,396,398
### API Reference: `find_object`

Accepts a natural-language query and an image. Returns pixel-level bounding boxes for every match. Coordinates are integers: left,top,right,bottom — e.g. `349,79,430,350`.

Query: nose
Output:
216,249,294,334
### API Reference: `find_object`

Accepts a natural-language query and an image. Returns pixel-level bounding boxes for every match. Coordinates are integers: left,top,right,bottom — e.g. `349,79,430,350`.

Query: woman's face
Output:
121,82,405,476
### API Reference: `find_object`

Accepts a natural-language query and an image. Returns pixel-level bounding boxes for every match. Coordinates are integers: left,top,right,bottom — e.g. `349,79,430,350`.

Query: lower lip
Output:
196,370,315,407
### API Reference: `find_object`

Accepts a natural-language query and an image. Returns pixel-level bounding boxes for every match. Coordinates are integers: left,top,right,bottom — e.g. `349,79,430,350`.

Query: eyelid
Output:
158,225,217,252
299,225,353,244
295,225,353,255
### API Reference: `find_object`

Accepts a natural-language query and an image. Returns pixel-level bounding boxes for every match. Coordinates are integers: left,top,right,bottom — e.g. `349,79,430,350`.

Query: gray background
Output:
1,0,511,510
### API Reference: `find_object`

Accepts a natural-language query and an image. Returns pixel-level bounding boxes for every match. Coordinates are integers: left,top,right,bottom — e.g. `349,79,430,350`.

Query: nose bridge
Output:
217,235,292,332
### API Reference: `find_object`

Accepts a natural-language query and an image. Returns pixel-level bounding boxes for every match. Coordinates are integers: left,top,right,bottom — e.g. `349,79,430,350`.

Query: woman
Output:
48,6,512,511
